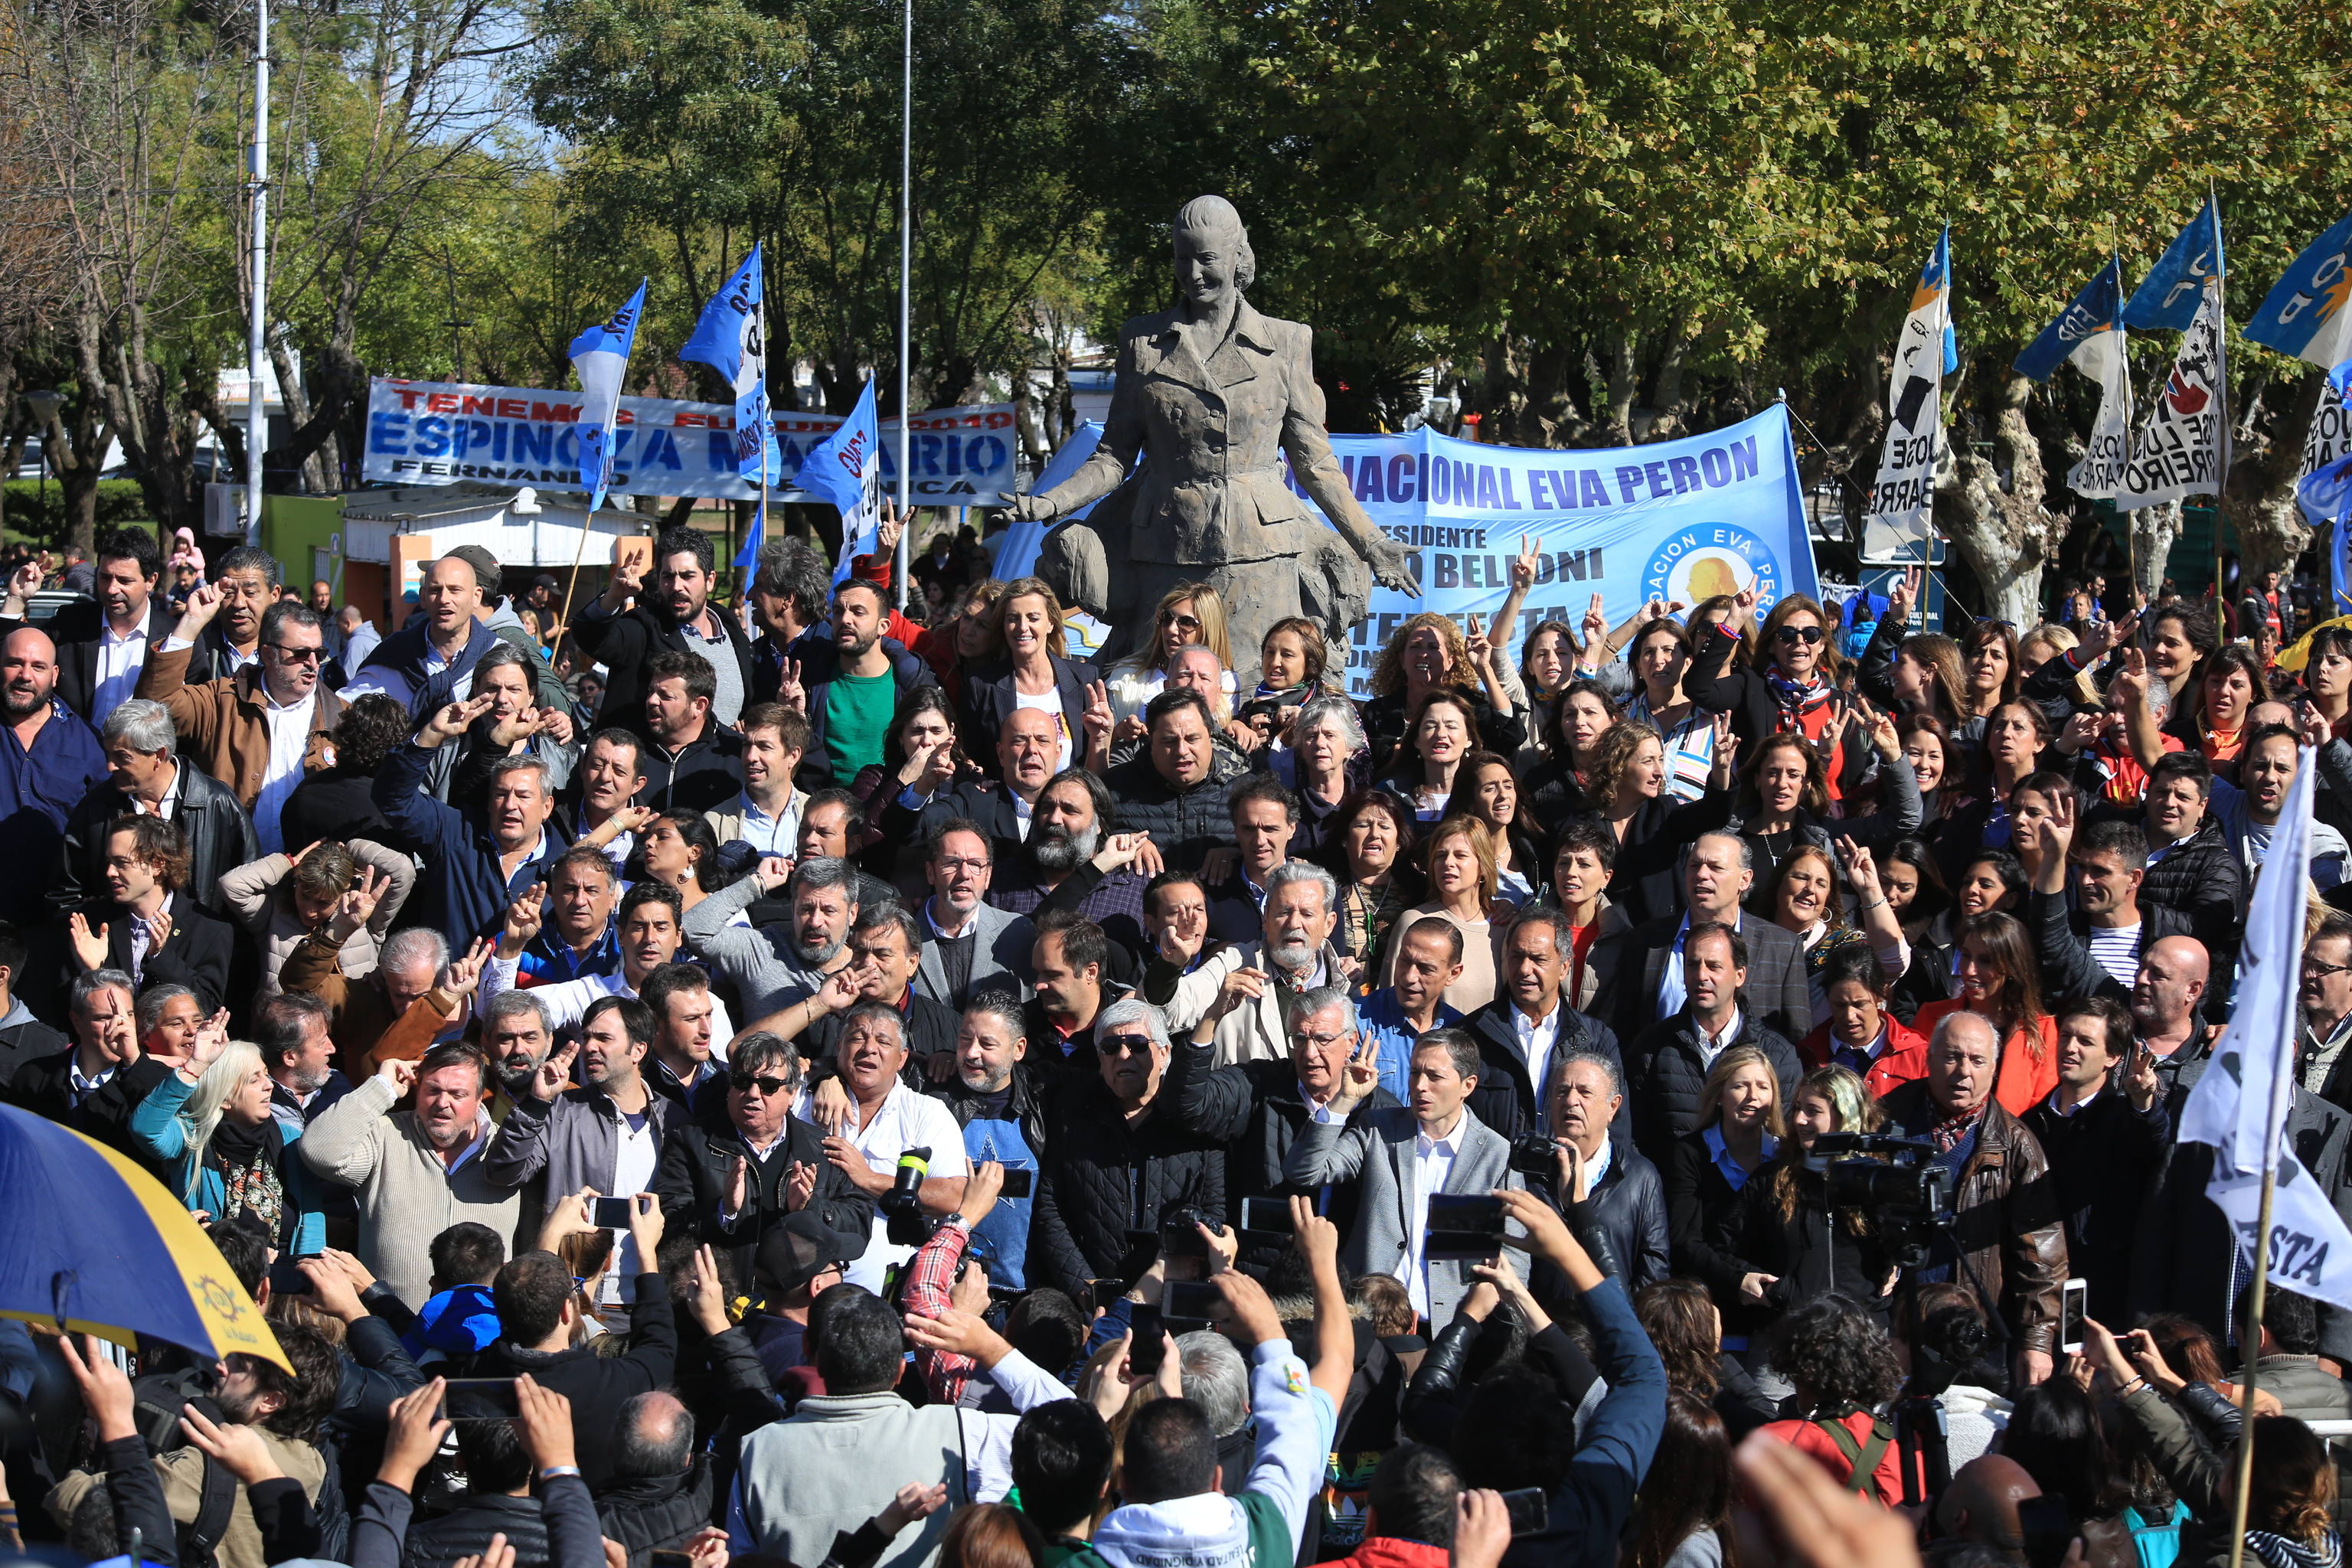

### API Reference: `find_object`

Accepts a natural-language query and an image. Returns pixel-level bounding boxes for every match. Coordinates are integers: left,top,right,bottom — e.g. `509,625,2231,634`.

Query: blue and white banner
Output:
2014,258,2125,383
998,406,1818,699
2015,260,2133,500
2246,211,2352,368
2124,197,2226,332
794,378,884,584
679,246,773,567
363,378,1018,506
1863,228,1959,561
567,279,648,514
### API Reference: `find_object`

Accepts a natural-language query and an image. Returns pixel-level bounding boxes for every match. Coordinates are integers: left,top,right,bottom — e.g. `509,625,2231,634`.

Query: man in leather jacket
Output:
1880,1009,2069,1387
651,1031,873,1286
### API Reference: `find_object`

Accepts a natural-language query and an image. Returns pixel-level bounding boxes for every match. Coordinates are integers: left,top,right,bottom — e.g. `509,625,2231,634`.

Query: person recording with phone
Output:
1878,1011,2069,1387
2020,998,2167,1325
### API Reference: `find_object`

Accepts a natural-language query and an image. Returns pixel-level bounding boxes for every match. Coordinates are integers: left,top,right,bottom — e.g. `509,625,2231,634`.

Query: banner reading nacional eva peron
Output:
361,377,1020,506
1002,403,1821,698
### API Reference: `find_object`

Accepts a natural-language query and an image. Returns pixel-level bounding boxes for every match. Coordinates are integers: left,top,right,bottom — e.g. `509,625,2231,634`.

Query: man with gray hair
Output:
253,988,352,1128
1161,982,1400,1233
4,967,169,1168
1031,998,1227,1296
54,696,257,916
1150,858,1350,1067
1175,1329,1256,1479
1540,1046,1668,1291
1606,830,1811,1044
283,920,482,1073
684,853,861,1019
1284,1025,1518,1325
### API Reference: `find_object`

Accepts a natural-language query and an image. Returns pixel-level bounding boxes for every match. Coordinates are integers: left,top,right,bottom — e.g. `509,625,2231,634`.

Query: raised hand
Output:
180,1403,286,1484
178,1009,232,1082
1464,623,1498,677
514,1375,577,1473
1332,1031,1380,1110
813,963,861,1016
776,657,806,714
2301,697,2334,750
2109,645,2150,709
67,911,108,972
1730,580,1759,629
1090,831,1151,876
173,580,225,639
1208,965,1268,1021
442,936,495,998
1857,697,1900,761
498,883,547,958
486,706,550,750
1815,704,1851,763
144,904,174,954
1837,837,1883,903
1579,591,1609,662
420,691,495,747
57,1333,138,1442
2061,708,2104,753
2045,786,2077,861
5,560,43,609
725,1154,750,1217
876,498,905,554
1081,680,1115,751
684,1244,732,1335
330,864,390,939
376,1379,449,1493
377,1057,419,1097
606,539,647,603
539,707,577,746
531,1042,579,1103
1886,565,1920,627
753,853,795,893
898,729,957,794
784,1159,817,1213
1508,534,1541,596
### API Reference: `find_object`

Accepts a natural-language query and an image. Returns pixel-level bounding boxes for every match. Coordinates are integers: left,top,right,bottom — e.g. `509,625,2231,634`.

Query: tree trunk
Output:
1645,327,1693,443
2128,501,2182,603
1602,332,1638,446
1523,341,1592,449
2226,368,2328,580
1934,374,2061,625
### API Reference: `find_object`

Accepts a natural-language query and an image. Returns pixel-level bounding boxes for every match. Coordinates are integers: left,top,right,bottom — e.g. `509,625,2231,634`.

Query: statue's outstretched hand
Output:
1368,534,1421,596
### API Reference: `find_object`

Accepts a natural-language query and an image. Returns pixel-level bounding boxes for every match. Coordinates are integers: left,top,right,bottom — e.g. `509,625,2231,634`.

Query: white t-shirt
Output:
835,1082,972,1292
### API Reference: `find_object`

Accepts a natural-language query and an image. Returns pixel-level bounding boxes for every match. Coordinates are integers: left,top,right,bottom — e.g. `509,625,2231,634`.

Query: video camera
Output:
880,1146,936,1247
1812,1131,1954,1269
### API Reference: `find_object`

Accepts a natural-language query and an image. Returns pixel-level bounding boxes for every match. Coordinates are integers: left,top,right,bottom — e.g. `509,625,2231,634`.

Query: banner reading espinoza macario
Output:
1006,405,1819,697
362,377,1019,505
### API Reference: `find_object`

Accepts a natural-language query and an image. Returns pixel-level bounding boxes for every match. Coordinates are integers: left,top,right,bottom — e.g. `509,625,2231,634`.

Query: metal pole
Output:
894,0,913,609
2224,1164,2277,1568
243,0,270,544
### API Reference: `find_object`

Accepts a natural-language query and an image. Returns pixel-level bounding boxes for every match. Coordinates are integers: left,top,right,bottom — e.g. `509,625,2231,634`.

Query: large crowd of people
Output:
0,519,2343,1568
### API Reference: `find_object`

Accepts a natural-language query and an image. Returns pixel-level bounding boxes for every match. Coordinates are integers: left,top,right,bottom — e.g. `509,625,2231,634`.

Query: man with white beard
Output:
989,767,1158,965
1144,860,1350,1068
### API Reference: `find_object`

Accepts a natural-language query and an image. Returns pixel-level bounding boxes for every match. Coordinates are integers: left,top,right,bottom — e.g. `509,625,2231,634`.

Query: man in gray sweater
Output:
299,1042,526,1307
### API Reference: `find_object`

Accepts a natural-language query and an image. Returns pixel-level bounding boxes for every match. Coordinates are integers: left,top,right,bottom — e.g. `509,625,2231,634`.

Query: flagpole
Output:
894,0,913,611
2213,183,2231,621
758,281,771,580
2224,1168,2275,1568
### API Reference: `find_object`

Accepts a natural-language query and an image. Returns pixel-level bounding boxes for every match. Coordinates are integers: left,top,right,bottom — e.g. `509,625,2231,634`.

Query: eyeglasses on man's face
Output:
730,1072,792,1096
266,642,323,664
1096,1033,1155,1057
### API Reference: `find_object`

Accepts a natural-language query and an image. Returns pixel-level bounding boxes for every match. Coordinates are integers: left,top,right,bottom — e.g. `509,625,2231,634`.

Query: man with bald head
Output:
1880,1011,2069,1388
1932,1454,2040,1563
0,626,108,923
2131,935,2211,1085
877,701,1067,870
596,1389,712,1552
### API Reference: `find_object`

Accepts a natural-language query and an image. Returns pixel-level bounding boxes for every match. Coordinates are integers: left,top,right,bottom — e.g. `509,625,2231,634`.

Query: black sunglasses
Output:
1096,1033,1156,1057
1773,625,1823,645
730,1073,792,1096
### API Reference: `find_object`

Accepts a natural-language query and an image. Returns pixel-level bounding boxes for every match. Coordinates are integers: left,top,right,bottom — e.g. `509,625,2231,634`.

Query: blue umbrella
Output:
0,1102,289,1370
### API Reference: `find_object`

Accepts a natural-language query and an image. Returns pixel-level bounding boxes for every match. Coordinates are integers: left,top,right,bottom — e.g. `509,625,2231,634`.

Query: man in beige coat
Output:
298,1044,524,1306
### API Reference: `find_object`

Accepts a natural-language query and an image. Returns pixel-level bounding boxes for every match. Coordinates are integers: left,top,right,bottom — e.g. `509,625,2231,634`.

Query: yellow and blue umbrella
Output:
0,1102,289,1370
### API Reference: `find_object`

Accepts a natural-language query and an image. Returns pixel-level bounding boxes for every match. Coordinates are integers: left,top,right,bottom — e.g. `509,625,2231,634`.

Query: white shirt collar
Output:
1416,1112,1466,1157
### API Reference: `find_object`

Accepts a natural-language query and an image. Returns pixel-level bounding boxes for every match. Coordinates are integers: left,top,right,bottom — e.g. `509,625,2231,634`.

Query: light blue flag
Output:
1920,227,1960,375
568,279,648,513
2123,198,2226,331
680,247,776,570
2014,260,2125,382
2245,212,2352,368
792,380,884,585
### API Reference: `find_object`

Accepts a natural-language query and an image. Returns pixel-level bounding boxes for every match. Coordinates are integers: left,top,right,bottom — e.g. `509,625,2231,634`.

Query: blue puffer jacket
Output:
128,1070,329,1253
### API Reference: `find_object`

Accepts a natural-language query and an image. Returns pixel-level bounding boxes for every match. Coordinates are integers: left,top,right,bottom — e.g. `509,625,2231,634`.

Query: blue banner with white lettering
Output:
998,405,1818,697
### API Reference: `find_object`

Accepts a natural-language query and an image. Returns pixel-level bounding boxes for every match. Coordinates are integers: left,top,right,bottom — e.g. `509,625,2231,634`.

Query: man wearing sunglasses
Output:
654,1031,874,1286
138,584,343,854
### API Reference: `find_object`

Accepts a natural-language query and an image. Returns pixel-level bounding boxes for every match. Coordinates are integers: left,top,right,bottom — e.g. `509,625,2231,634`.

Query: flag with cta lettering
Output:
681,246,777,570
568,279,648,514
793,379,884,586
2178,742,2352,1312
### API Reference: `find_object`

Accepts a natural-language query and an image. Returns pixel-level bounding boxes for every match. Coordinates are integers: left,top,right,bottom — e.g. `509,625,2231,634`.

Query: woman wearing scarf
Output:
128,1024,328,1253
1682,586,1873,802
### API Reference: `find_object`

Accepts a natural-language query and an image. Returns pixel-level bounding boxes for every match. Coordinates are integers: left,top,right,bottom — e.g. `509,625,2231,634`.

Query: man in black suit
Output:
2023,996,2167,1324
0,526,174,722
1599,831,1811,1044
64,815,236,1015
4,968,170,1168
0,920,67,1093
53,697,257,918
1462,904,1625,1144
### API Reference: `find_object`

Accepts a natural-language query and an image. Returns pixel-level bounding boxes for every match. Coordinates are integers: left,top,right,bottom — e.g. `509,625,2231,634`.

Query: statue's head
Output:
1174,196,1253,309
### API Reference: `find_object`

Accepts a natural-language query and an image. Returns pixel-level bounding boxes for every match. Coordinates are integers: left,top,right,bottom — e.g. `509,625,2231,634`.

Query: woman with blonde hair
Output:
1720,1064,1898,1334
1664,1045,1785,1348
960,576,1106,779
1377,816,1500,1012
2018,622,2100,707
127,1027,328,1253
1102,581,1236,727
1364,611,1523,762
